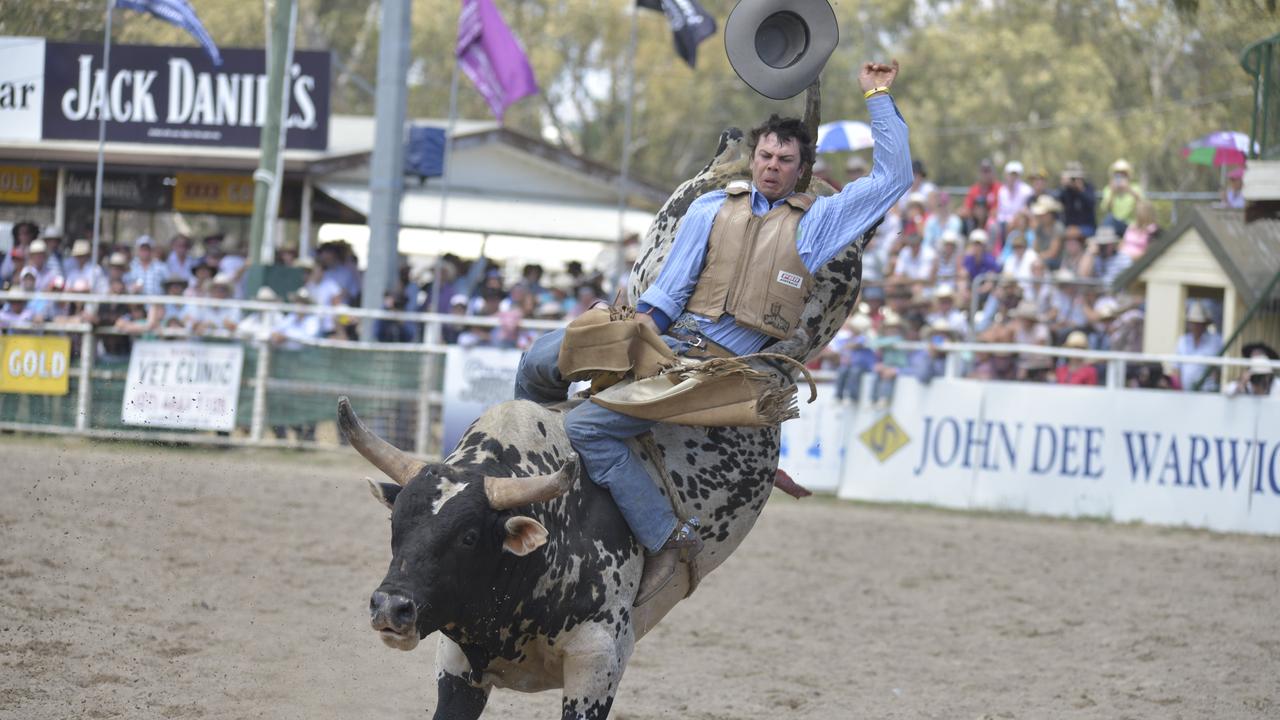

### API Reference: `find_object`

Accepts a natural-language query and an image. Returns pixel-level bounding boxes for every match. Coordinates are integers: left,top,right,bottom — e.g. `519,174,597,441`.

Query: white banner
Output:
442,346,523,455
778,385,847,493
122,341,244,431
833,378,1280,536
0,37,45,142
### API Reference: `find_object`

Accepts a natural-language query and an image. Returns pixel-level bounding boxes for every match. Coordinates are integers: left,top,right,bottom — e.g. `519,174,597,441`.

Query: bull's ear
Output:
502,516,549,556
367,478,402,510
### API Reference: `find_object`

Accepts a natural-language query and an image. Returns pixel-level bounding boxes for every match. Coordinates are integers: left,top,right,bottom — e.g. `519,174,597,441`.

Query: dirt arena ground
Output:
1,436,1277,720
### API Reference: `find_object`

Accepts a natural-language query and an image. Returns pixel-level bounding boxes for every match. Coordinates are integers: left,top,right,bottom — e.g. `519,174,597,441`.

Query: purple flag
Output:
456,0,539,121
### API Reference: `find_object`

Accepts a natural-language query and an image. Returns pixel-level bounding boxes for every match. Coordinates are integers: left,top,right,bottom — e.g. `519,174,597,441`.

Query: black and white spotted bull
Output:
345,128,877,720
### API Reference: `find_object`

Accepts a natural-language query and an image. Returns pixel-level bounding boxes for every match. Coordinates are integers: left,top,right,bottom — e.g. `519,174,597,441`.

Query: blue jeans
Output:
515,328,678,553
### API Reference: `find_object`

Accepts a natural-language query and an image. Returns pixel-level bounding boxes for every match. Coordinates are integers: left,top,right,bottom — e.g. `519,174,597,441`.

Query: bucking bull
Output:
340,124,875,720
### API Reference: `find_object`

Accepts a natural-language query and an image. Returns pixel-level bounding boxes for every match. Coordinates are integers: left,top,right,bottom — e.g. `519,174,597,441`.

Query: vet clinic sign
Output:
122,341,243,431
0,335,71,395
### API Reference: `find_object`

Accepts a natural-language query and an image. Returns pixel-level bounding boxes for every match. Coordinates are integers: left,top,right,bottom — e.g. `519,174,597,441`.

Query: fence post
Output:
250,340,271,442
75,327,94,432
1105,358,1124,389
416,316,444,457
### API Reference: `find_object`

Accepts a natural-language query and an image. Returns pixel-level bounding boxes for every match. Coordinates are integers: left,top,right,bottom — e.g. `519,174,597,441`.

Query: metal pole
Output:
90,0,115,270
250,341,271,442
362,0,413,337
299,176,314,258
613,5,639,297
263,0,298,264
248,0,297,268
54,168,67,233
75,328,94,432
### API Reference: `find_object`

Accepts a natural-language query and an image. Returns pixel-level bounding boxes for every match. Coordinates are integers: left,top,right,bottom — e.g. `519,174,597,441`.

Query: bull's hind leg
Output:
559,620,635,720
433,637,489,720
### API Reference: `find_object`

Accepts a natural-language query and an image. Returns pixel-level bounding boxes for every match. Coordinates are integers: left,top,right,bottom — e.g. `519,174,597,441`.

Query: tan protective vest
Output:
684,181,815,340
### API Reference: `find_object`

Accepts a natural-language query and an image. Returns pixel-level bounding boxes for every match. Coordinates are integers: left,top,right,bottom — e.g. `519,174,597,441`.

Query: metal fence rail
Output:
1,291,1276,459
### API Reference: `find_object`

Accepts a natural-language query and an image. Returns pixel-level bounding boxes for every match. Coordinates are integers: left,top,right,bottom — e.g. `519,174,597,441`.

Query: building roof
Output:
1115,204,1280,305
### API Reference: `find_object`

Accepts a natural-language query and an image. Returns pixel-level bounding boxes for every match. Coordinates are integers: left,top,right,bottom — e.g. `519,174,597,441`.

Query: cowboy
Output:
514,60,912,606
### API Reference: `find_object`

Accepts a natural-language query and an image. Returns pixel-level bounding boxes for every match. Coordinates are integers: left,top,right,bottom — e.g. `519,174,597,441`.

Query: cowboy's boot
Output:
634,518,703,607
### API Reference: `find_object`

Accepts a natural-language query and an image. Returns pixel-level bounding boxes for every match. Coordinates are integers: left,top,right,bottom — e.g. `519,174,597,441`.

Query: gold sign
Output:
0,166,39,204
0,335,72,396
173,173,255,216
859,413,910,463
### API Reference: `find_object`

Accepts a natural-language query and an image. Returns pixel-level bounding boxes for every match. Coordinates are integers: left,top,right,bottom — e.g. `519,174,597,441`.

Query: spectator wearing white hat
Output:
1174,301,1223,392
40,225,67,280
963,228,1001,286
929,229,966,289
24,239,64,292
995,161,1034,247
126,235,167,297
926,284,969,336
1099,159,1145,235
191,274,242,336
235,287,287,342
1080,225,1131,288
64,239,109,294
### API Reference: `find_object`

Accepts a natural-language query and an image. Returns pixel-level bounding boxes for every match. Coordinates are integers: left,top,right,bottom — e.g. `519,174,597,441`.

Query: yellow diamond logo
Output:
859,413,910,463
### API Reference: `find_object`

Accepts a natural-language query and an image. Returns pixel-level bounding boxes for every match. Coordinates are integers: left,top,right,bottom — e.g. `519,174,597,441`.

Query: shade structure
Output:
816,121,874,153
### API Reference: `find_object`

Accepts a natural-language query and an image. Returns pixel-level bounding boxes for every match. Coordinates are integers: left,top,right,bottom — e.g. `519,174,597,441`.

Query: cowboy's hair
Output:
748,115,814,168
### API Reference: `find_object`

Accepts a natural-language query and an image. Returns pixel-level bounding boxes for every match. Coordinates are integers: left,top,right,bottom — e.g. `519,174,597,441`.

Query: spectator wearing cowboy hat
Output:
191,274,242,336
1057,226,1088,277
65,239,108,294
1174,301,1223,391
929,229,966,289
1099,296,1144,353
24,239,63,292
1058,161,1097,237
40,226,67,280
1056,331,1099,385
1080,225,1131,288
927,284,968,336
1099,159,1145,235
1029,194,1065,268
1019,353,1055,383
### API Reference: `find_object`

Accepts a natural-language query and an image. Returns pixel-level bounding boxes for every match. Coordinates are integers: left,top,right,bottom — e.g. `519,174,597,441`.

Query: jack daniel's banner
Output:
0,37,330,150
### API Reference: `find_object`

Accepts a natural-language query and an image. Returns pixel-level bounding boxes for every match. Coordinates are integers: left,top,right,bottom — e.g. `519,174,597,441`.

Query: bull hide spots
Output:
432,478,469,515
503,516,550,556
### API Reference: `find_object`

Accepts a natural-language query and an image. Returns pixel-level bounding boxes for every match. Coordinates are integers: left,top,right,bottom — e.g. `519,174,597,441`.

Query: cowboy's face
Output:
752,133,805,203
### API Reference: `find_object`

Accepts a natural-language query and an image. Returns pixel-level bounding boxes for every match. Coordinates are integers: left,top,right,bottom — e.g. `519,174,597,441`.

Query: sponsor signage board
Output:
442,346,523,455
0,335,71,395
0,36,329,150
829,378,1280,536
0,166,40,204
0,37,45,142
122,341,244,431
173,173,255,215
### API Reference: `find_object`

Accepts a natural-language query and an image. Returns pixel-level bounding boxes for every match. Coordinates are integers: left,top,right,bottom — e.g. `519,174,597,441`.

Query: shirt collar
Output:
749,184,794,213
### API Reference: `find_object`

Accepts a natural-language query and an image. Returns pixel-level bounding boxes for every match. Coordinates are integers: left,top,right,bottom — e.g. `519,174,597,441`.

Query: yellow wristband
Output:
864,86,890,99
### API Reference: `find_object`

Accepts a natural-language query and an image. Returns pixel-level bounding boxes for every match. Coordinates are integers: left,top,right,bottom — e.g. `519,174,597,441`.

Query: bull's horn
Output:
485,454,578,510
337,396,426,486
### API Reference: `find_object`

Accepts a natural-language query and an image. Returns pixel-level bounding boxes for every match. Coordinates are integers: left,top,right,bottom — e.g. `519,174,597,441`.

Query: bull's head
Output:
338,398,575,652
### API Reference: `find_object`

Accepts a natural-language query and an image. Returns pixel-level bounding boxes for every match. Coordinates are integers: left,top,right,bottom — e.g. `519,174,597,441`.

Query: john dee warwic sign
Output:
0,37,329,150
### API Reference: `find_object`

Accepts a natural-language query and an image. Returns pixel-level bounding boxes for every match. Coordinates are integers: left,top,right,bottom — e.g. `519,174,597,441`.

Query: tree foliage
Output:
4,0,1274,192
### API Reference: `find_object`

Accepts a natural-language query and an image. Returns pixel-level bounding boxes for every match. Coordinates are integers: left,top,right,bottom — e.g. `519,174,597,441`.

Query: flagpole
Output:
614,2,639,298
90,0,116,270
426,61,461,321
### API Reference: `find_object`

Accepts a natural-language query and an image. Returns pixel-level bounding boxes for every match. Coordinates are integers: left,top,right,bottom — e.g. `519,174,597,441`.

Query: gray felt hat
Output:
724,0,840,100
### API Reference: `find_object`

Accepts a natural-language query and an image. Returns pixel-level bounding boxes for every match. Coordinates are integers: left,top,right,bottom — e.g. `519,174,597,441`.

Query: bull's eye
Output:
460,529,479,548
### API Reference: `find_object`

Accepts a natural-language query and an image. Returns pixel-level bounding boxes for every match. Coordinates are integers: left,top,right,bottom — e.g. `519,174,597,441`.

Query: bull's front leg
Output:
433,636,489,720
559,619,635,720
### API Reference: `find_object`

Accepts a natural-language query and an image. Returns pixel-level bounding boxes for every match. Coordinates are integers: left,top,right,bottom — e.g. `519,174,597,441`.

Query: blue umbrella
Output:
816,121,874,153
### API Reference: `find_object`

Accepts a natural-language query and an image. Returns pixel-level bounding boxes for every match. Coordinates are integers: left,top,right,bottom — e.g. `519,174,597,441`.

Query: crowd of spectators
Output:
0,153,1263,395
811,155,1246,395
0,221,620,359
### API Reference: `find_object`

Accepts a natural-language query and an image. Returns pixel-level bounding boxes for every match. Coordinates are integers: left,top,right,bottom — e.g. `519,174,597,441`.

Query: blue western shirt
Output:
638,94,914,355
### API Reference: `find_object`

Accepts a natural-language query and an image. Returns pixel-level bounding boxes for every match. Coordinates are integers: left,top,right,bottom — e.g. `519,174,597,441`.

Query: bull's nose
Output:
369,591,416,632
